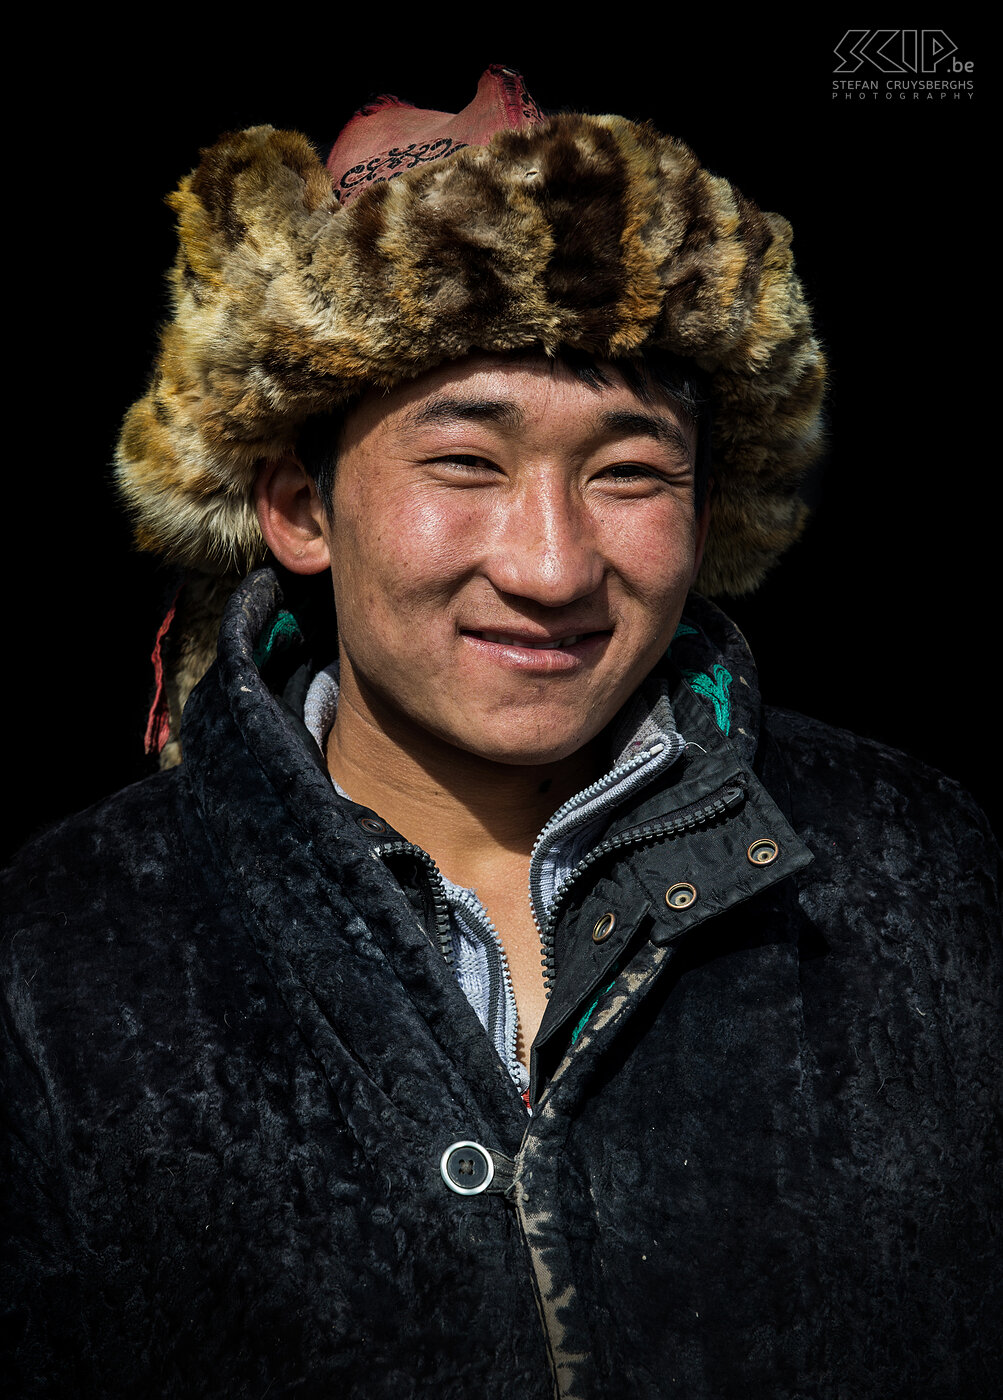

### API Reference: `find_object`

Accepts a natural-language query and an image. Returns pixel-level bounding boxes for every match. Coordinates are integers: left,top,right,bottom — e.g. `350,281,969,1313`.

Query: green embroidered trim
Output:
253,609,303,667
682,663,732,735
571,977,618,1045
670,622,699,645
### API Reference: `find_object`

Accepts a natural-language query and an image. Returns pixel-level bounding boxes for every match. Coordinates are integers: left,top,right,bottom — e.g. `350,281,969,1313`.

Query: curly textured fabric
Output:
3,571,1000,1399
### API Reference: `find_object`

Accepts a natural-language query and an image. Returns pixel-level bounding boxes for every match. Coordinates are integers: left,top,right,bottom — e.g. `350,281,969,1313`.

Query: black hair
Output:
296,347,713,512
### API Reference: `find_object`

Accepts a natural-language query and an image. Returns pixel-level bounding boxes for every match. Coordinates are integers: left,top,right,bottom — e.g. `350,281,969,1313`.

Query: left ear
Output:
254,455,331,575
690,493,713,586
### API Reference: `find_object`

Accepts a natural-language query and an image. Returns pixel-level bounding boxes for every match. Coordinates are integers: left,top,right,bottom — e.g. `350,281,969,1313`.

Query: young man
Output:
254,350,711,1069
3,68,999,1399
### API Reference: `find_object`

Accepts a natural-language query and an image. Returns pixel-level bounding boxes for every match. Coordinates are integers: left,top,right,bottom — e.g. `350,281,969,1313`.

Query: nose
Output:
483,478,605,607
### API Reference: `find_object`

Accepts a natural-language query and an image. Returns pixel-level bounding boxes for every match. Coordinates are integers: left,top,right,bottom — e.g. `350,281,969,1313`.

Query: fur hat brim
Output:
116,115,825,600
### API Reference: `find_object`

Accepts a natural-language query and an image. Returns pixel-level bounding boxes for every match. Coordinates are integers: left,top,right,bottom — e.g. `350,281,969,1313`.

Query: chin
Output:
457,724,603,770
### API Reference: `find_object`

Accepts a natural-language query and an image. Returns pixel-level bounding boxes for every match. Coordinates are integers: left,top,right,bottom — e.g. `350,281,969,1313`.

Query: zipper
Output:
374,840,453,966
374,840,525,1090
527,743,676,917
447,885,524,1089
536,777,747,994
526,739,684,984
370,763,742,1081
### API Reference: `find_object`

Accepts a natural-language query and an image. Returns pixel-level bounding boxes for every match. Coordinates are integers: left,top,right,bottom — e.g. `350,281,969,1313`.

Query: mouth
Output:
473,631,588,650
459,627,612,671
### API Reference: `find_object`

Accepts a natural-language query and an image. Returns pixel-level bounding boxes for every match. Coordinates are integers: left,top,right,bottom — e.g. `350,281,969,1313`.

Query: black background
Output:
7,20,995,859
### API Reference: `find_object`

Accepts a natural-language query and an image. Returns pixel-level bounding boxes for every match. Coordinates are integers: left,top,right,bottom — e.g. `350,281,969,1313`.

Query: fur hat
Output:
115,68,825,761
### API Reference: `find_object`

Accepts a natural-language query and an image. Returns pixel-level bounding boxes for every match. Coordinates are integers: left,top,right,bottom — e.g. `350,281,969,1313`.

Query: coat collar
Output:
182,566,804,868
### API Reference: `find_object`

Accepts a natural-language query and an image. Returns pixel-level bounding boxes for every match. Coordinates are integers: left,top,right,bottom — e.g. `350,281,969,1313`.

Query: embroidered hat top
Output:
327,64,544,205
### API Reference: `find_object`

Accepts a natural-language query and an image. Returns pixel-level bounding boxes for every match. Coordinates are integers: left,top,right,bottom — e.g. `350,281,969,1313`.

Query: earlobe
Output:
255,456,332,576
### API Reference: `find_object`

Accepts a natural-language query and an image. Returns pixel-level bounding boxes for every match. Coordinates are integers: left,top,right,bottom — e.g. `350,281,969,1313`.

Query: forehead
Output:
339,352,696,454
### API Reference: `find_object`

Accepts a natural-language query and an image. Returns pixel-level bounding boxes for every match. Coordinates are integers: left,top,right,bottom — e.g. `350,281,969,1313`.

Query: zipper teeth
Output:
377,738,680,972
376,841,523,1086
538,779,746,994
448,886,523,1085
374,773,743,1039
527,747,660,872
527,740,682,952
528,753,652,986
498,957,520,1084
375,840,453,966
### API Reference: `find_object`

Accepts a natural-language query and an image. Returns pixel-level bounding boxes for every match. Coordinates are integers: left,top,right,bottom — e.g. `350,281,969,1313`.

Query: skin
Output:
256,353,710,1066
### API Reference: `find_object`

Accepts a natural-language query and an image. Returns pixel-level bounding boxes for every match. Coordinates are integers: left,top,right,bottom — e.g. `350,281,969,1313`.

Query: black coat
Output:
3,569,1000,1399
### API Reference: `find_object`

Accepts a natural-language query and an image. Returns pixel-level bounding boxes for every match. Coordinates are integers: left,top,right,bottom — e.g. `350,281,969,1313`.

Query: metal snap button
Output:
747,838,779,866
440,1141,495,1196
592,912,617,943
358,817,386,834
665,882,698,910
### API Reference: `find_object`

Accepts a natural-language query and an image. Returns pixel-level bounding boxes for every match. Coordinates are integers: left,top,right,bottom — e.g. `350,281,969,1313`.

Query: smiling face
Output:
320,354,708,770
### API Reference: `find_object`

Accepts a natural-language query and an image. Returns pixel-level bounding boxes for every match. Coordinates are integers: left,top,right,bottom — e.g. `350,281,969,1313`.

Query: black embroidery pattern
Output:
489,63,545,125
520,82,544,123
339,139,469,193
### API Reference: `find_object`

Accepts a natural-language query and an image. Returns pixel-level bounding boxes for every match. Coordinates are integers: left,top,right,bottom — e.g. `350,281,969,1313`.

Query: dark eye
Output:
602,462,657,481
599,460,694,492
430,455,500,473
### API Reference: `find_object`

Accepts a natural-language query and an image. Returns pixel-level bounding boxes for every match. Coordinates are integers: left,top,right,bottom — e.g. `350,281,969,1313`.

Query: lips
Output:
459,627,612,673
475,631,584,650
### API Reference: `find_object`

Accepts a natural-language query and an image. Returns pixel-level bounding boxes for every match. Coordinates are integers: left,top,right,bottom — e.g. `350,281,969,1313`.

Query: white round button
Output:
440,1141,495,1195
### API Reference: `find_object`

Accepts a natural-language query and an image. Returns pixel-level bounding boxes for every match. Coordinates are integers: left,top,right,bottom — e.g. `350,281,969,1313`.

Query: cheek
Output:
327,488,478,631
395,499,486,585
607,502,699,602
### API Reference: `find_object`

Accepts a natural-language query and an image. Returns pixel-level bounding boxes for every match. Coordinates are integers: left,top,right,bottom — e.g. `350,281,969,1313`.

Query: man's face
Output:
322,354,707,768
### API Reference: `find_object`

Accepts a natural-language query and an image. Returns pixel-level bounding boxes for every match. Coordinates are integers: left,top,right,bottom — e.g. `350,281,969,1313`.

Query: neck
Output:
325,679,604,887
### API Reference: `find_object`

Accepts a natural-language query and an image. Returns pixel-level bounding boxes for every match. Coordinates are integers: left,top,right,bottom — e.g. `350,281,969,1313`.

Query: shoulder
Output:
763,704,997,857
4,767,196,916
0,764,270,1153
2,768,216,1020
761,706,1000,971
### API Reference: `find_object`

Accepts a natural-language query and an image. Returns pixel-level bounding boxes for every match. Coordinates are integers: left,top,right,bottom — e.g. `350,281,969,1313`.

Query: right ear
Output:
254,455,332,575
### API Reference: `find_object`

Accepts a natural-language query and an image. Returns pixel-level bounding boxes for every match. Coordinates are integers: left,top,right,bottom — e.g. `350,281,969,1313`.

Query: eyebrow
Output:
595,409,694,463
401,396,526,433
400,396,693,462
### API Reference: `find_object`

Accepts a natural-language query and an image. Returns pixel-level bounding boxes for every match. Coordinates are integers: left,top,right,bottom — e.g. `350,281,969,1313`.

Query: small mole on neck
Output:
538,778,552,794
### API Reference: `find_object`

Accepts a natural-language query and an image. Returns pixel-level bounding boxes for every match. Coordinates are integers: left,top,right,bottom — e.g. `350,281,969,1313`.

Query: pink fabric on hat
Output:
144,593,179,757
327,64,543,204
